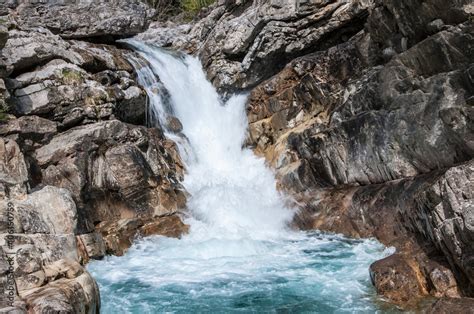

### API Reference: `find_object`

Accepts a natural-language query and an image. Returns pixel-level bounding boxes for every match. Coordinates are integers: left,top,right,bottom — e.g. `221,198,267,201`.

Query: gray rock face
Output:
0,2,183,312
294,161,473,303
0,138,28,198
34,120,186,233
240,0,474,305
291,25,473,187
2,28,147,128
11,0,154,39
0,185,99,312
139,0,375,90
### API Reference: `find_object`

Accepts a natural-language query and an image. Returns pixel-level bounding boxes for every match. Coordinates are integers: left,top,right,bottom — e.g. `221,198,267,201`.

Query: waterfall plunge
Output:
88,41,393,313
125,40,293,241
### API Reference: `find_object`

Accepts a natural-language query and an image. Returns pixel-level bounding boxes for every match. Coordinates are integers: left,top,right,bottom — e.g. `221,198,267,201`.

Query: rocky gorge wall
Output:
0,1,189,312
145,0,473,309
0,0,473,312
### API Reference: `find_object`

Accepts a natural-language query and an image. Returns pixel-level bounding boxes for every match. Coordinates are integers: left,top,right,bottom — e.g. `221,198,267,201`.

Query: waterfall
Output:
88,41,393,314
124,40,293,240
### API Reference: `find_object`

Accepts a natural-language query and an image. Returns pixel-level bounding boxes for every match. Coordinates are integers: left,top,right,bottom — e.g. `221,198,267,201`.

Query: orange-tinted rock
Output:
426,297,474,314
96,214,189,256
369,254,426,305
139,215,189,238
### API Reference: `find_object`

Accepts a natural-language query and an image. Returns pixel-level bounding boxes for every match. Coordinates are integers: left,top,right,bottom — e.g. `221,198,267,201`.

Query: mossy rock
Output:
61,68,85,84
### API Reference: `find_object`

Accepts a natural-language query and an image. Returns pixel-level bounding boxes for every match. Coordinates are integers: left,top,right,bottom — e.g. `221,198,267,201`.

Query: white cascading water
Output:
88,41,395,313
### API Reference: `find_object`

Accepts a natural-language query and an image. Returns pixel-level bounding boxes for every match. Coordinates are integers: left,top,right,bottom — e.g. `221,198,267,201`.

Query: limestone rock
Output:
0,185,98,313
140,0,375,90
0,116,57,144
34,120,186,233
0,23,7,50
97,218,143,256
0,138,28,198
5,57,144,127
20,271,99,314
139,214,190,238
77,233,106,262
2,29,84,74
294,160,474,303
14,186,77,235
427,297,474,314
251,24,473,189
12,0,153,39
97,214,189,256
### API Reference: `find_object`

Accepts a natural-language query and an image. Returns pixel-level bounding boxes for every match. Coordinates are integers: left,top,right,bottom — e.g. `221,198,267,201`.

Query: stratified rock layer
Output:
191,0,474,307
0,2,189,312
10,0,154,40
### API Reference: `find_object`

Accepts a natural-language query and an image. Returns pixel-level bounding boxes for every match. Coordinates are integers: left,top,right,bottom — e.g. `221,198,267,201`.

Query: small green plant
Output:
61,68,84,85
143,0,215,19
181,0,215,13
0,99,9,122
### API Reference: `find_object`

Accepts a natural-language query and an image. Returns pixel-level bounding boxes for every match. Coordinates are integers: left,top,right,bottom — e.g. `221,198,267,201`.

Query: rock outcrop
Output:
0,0,473,311
0,1,189,312
138,0,375,91
168,0,473,308
10,0,154,40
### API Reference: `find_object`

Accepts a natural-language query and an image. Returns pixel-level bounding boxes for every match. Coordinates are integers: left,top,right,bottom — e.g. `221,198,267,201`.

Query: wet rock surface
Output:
96,214,189,256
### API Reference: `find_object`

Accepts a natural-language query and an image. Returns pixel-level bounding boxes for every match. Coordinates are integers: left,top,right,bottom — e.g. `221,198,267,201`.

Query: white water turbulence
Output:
88,41,396,313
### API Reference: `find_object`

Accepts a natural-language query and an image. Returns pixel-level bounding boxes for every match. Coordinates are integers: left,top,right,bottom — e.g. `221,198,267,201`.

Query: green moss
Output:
181,0,215,13
61,68,84,84
143,0,215,20
0,100,9,122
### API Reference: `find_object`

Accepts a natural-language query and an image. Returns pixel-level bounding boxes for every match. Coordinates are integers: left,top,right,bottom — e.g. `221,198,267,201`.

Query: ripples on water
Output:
89,41,398,313
88,228,396,313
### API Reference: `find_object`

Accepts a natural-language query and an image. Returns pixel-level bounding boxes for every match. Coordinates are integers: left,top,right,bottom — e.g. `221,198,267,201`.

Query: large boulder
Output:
11,0,154,40
0,185,99,312
294,160,474,304
96,214,189,256
34,120,186,233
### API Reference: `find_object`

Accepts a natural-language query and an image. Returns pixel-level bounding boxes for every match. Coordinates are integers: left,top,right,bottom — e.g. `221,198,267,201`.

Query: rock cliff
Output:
0,0,473,311
146,0,474,308
0,2,188,312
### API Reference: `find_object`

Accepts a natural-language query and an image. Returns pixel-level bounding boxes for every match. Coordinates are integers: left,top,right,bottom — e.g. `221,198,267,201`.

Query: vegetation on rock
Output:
145,0,215,19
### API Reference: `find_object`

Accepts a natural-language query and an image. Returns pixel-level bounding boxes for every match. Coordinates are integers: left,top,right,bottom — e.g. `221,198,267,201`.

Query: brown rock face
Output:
369,254,426,305
226,0,474,308
139,214,190,238
427,297,474,314
34,120,186,233
97,214,189,256
0,185,100,313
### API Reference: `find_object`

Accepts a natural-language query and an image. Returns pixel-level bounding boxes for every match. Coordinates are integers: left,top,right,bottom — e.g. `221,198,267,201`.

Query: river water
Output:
88,41,395,313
